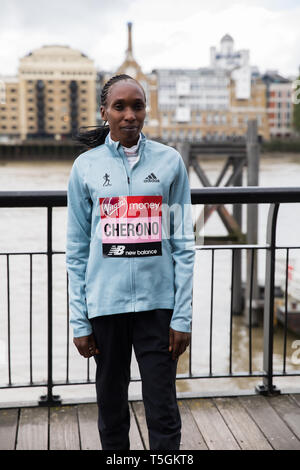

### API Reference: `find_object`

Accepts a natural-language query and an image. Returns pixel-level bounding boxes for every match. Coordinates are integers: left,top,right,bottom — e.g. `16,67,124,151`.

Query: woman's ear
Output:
100,105,107,121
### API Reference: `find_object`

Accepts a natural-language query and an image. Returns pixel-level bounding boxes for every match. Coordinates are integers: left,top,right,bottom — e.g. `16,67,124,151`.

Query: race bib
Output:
99,195,162,257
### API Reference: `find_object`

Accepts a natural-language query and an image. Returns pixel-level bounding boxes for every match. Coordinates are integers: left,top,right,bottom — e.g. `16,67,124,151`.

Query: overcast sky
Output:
1,0,299,78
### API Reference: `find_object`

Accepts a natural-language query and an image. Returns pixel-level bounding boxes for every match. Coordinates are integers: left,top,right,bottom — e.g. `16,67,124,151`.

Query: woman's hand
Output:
73,333,100,358
169,328,191,361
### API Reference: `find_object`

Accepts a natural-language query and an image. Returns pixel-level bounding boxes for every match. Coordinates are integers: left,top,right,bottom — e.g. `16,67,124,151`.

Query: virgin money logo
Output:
101,197,128,218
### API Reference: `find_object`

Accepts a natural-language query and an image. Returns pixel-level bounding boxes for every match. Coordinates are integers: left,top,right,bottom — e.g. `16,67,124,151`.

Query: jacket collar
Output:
104,131,146,154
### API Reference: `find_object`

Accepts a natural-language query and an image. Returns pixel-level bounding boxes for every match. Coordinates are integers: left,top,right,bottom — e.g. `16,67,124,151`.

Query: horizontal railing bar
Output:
0,243,300,256
191,187,300,204
196,244,269,250
1,187,300,208
1,246,299,256
0,244,300,256
0,191,67,207
0,251,65,256
1,371,300,389
0,252,47,255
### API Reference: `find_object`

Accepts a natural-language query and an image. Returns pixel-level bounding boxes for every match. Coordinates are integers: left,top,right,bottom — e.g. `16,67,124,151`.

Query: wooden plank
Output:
49,405,80,450
214,397,272,450
0,408,18,450
267,395,300,441
131,401,149,450
77,404,101,450
238,395,300,450
186,398,240,450
16,407,48,450
291,394,300,408
129,404,144,450
178,400,208,450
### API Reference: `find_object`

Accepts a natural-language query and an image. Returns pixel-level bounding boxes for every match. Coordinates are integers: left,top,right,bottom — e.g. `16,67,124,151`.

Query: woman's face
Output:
100,79,146,147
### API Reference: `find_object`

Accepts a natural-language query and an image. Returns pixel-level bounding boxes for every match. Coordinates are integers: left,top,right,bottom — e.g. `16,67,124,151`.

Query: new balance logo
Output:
107,245,125,256
144,173,160,183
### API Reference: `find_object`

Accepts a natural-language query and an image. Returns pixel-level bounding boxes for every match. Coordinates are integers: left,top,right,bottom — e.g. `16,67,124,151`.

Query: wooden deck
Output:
1,394,300,450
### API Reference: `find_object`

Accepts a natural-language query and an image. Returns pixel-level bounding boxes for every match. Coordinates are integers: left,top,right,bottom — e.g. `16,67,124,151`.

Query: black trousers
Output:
91,309,181,450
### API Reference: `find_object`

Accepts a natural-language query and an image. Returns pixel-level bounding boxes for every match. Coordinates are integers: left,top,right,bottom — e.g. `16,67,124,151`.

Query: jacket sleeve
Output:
168,152,195,333
66,158,93,338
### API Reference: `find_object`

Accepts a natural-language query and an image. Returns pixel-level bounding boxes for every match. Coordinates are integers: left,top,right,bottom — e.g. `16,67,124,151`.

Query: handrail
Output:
1,186,300,207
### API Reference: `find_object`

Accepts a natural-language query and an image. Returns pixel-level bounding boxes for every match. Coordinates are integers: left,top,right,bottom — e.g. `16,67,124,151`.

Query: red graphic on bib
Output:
99,195,162,257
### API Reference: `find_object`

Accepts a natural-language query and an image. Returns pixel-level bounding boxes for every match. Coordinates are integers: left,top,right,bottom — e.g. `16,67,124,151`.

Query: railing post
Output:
245,120,260,326
256,203,281,396
39,206,61,406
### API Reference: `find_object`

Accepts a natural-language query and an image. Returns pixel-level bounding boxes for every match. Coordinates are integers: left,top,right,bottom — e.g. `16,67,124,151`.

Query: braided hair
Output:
75,74,146,149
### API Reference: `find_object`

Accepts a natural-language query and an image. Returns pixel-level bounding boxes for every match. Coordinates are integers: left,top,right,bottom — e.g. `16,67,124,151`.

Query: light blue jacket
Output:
66,132,195,337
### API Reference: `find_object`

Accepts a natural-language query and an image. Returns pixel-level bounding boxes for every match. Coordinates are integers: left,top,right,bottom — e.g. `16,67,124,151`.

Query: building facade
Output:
262,71,293,138
0,75,20,141
230,76,270,140
0,45,97,141
155,67,230,141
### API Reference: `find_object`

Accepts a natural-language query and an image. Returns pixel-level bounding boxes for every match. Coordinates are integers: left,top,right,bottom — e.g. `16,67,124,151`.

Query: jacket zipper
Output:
119,150,136,310
117,141,145,312
126,171,136,308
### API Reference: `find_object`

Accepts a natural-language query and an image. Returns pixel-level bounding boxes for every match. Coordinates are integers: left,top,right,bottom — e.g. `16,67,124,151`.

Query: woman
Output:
66,74,195,450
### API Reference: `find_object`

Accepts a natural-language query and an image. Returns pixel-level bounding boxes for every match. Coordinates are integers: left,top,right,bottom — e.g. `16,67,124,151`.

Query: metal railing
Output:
0,187,300,405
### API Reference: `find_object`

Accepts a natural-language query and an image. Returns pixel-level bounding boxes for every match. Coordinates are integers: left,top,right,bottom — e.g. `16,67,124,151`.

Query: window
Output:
196,112,202,123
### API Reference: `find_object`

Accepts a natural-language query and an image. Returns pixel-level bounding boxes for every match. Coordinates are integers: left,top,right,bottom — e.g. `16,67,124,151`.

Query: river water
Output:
0,153,299,404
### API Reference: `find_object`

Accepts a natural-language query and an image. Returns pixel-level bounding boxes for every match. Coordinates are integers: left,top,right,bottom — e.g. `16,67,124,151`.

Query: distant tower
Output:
126,21,134,61
210,34,249,71
116,22,142,78
220,34,234,56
